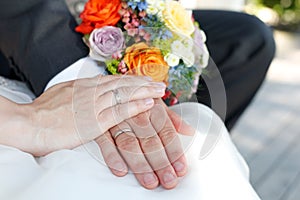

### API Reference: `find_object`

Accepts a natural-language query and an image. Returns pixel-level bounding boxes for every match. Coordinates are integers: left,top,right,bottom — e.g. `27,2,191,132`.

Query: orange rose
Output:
76,0,122,34
124,43,169,83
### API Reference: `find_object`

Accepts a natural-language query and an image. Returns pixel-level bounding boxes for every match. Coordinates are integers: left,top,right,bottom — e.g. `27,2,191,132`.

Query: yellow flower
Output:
162,1,195,37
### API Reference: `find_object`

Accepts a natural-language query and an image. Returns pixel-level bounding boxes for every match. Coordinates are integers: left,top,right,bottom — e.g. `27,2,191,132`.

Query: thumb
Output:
166,106,196,136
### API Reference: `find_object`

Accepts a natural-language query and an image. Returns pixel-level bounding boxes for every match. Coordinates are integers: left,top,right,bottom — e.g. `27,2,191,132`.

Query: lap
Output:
0,77,260,200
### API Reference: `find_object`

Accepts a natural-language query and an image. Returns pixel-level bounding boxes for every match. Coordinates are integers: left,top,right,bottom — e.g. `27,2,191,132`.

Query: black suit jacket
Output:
0,0,88,95
0,1,276,130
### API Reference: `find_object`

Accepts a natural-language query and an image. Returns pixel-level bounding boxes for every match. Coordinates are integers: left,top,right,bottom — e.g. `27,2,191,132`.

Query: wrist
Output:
0,97,41,155
15,103,47,156
21,102,50,156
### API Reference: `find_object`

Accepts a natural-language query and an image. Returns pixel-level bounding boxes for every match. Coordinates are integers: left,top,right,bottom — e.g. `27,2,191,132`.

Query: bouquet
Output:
76,0,209,105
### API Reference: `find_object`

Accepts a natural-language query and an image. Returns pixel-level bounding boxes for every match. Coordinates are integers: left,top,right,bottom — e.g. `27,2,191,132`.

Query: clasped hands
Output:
96,97,195,189
20,75,195,190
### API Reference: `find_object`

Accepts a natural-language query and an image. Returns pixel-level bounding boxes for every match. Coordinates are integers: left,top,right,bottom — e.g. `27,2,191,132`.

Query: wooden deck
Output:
232,30,300,200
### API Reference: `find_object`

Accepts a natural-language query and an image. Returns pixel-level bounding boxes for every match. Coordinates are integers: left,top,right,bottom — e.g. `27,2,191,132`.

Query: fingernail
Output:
163,172,176,184
173,161,185,172
144,98,154,106
155,88,166,94
152,82,166,88
143,173,157,185
114,162,126,172
143,76,153,81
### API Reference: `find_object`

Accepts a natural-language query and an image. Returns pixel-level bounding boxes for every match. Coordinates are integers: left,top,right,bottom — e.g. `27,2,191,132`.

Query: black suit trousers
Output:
0,1,275,130
193,10,275,130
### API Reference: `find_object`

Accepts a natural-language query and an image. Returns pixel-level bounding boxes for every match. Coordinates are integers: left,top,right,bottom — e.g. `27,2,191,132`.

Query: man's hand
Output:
95,99,195,189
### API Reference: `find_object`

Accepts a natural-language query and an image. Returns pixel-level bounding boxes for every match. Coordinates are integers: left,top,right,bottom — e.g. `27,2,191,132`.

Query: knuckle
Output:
117,135,138,152
129,112,150,127
96,134,114,146
118,87,131,102
169,151,184,163
141,136,162,151
146,86,156,95
111,105,125,123
136,85,148,95
114,104,122,116
97,113,109,134
131,100,145,111
159,128,177,145
97,112,105,123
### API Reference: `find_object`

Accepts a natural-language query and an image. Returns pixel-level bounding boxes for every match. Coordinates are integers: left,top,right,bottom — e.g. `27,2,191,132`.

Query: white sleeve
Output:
44,57,107,91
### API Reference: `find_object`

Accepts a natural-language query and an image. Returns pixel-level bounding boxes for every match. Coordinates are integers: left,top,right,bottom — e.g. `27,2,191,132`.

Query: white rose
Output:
147,0,165,16
181,37,193,51
147,5,159,15
146,0,156,5
156,0,165,10
182,51,195,67
164,53,180,67
171,40,185,53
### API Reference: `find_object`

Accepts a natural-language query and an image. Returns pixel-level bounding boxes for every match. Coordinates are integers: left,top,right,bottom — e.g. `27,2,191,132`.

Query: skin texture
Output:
0,74,194,190
0,75,166,156
96,99,195,189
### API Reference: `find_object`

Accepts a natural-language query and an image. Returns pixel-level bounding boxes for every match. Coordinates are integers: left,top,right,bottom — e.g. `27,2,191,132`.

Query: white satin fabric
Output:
0,77,260,200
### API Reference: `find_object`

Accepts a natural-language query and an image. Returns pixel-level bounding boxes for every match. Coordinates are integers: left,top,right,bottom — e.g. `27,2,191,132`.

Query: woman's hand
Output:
96,99,195,189
0,75,166,156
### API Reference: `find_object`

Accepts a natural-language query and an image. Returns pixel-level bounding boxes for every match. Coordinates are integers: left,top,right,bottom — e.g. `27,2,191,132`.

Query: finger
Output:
160,99,195,136
74,75,155,97
166,107,195,136
86,74,152,86
127,113,179,189
97,98,154,135
95,132,128,176
76,98,155,143
96,82,166,110
110,122,159,189
150,103,188,177
94,75,161,97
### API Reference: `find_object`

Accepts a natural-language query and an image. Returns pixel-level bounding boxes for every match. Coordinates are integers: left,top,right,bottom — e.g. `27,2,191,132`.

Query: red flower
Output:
169,97,178,106
76,0,122,34
162,90,172,100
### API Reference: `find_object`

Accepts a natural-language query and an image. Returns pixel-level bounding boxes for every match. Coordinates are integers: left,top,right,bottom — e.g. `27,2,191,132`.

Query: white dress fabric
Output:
0,76,261,200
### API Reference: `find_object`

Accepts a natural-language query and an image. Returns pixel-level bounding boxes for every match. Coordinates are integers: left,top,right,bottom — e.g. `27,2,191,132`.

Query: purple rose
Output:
89,26,124,61
193,27,206,48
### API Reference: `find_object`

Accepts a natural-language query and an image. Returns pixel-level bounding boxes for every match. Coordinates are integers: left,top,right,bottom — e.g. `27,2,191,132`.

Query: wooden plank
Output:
231,84,300,162
232,106,294,161
252,120,300,200
282,171,300,200
231,30,300,200
249,115,300,186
